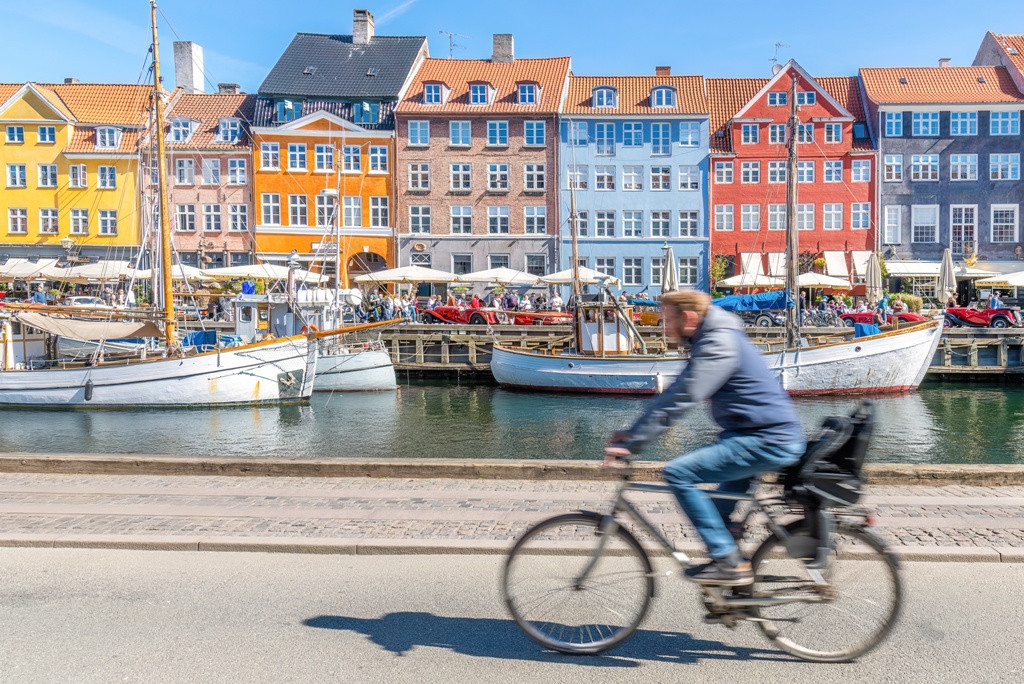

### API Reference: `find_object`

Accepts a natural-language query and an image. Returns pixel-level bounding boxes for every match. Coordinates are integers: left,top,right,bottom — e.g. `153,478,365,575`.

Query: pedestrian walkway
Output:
0,473,1022,561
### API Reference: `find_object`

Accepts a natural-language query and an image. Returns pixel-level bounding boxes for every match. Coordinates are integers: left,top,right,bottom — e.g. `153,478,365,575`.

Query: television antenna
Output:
439,30,469,58
770,42,791,72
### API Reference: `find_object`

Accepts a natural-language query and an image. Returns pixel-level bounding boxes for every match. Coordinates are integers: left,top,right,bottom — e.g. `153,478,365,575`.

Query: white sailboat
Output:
0,1,317,407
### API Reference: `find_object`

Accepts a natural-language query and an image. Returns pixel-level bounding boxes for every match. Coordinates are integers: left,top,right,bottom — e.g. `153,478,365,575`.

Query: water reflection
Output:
1,382,1022,464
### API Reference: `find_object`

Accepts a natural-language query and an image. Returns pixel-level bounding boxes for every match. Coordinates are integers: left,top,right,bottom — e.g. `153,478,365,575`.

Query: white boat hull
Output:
314,347,396,392
0,335,317,407
491,322,943,396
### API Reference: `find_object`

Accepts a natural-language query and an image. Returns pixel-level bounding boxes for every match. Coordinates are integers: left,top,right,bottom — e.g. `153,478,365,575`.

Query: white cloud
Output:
4,1,149,56
377,0,419,26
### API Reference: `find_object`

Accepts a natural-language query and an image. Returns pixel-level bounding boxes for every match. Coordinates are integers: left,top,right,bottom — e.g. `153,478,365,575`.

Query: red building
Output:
708,61,875,289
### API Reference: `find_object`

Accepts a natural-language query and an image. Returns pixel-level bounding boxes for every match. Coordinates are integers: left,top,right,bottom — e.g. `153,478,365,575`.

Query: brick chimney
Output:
173,41,206,94
64,77,79,85
353,9,375,45
655,66,671,76
938,57,951,68
492,34,514,63
218,83,241,95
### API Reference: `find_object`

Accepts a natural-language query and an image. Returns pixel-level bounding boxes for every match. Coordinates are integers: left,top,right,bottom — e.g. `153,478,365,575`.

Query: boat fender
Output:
301,324,319,335
568,362,575,368
84,379,94,401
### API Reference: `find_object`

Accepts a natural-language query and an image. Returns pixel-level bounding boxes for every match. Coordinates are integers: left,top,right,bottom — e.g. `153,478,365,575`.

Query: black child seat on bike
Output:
783,400,875,508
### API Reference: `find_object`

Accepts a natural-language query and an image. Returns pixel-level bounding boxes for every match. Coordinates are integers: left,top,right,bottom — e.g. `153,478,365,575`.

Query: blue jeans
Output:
663,433,805,559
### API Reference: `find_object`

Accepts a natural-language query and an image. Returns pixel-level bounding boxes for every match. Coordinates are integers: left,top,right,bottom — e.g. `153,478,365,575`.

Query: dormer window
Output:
518,83,538,105
216,118,241,143
275,99,302,123
352,101,379,124
424,83,443,105
469,83,490,105
169,118,196,143
593,87,617,108
651,86,676,108
96,126,122,149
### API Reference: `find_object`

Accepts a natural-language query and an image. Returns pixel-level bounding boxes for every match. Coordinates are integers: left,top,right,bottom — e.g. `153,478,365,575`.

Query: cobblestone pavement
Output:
0,473,1023,556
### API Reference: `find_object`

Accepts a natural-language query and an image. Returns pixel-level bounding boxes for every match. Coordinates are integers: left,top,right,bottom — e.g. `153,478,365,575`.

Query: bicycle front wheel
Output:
750,523,902,662
502,512,654,655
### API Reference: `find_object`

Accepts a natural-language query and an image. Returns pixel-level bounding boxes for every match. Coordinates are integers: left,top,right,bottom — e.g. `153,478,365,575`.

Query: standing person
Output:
550,292,564,312
988,291,1003,309
470,292,481,309
31,284,47,305
945,293,957,309
604,290,805,585
446,291,456,307
891,294,906,313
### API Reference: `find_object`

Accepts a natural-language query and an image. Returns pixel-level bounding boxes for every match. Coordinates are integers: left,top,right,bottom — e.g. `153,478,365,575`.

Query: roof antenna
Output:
438,30,469,59
770,42,790,74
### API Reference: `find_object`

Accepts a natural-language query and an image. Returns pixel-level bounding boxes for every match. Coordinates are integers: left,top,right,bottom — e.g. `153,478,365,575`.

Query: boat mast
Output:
150,0,175,348
784,72,800,348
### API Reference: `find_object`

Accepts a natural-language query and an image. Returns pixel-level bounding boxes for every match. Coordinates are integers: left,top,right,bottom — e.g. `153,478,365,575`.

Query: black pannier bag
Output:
783,400,875,508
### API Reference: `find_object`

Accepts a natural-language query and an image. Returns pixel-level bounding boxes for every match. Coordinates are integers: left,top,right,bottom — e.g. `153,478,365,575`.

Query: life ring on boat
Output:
301,324,319,334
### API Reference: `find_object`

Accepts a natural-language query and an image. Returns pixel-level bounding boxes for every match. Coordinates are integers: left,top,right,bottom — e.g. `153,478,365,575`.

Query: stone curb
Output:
2,454,1024,486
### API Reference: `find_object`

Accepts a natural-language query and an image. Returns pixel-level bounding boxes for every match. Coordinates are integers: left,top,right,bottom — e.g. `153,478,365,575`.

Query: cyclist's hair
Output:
658,289,711,320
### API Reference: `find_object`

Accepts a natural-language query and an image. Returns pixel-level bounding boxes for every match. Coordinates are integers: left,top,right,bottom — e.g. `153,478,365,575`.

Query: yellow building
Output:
0,82,151,264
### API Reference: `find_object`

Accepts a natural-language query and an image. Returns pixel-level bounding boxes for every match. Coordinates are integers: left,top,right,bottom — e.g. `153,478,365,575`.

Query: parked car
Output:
744,310,787,327
840,311,929,328
65,296,112,309
943,306,1023,328
420,306,571,325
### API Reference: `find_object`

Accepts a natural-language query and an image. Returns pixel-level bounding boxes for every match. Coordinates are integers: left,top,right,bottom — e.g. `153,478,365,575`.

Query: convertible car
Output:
420,306,571,325
943,306,1023,328
840,311,929,327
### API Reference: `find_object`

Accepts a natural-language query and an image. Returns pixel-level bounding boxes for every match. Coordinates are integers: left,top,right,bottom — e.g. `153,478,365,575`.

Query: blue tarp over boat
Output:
712,291,793,312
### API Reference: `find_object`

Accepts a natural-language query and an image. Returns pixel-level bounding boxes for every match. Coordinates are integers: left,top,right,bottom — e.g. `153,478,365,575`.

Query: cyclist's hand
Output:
607,430,631,446
603,446,631,468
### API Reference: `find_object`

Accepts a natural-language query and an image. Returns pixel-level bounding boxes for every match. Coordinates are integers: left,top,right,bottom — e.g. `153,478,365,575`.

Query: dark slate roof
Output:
252,97,397,130
258,33,426,99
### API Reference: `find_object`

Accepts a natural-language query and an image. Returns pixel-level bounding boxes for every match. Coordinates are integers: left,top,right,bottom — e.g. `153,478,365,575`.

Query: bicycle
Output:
502,401,901,663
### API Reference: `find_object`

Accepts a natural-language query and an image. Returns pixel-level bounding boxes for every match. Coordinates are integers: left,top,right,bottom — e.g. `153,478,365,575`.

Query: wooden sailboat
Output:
0,1,317,407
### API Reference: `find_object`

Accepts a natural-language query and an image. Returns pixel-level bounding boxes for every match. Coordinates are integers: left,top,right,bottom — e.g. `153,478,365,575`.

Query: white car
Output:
65,296,112,309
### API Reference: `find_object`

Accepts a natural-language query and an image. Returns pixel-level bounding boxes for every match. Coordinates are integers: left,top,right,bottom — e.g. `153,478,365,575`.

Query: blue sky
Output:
0,0,1020,92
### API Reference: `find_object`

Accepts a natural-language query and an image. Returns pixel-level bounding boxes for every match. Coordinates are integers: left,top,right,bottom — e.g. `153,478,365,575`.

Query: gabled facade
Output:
252,9,427,284
709,61,876,290
860,64,1024,291
559,71,710,293
394,36,571,281
0,82,150,264
974,32,1024,94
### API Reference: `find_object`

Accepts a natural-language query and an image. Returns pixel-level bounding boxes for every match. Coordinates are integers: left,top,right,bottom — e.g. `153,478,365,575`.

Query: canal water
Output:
1,381,1022,465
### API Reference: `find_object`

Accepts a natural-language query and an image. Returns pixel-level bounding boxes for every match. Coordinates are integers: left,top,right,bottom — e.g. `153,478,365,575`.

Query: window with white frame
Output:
449,120,471,146
450,163,472,191
911,205,938,243
202,205,221,232
990,111,1020,135
569,121,588,145
488,206,510,234
469,83,489,105
489,254,511,269
595,165,615,190
287,143,306,170
883,206,901,244
369,146,388,172
370,196,389,227
741,161,760,184
38,126,55,144
7,208,27,233
951,205,976,255
714,161,733,184
851,159,870,182
216,119,241,143
680,121,699,147
884,112,903,137
797,160,814,183
768,161,787,183
524,206,546,233
768,123,786,144
651,87,676,107
650,166,670,190
229,204,248,232
450,205,472,234
595,122,615,155
70,208,89,234
228,158,247,185
651,122,671,155
39,208,58,234
824,160,842,183
651,257,664,285
524,120,545,146
950,154,978,181
175,204,196,232
409,205,431,233
343,196,361,227
98,165,117,189
487,121,508,146
741,204,760,231
169,119,195,143
991,205,1019,243
912,112,939,136
797,203,814,231
408,120,430,146
824,123,842,143
623,210,642,237
96,126,121,149
596,257,616,277
593,87,617,108
69,164,86,188
288,195,307,226
851,202,870,230
6,126,24,143
261,193,280,225
568,165,588,190
768,204,786,231
623,166,643,190
201,158,220,185
408,162,430,190
768,92,787,107
38,164,57,188
651,210,670,237
452,254,473,274
679,165,699,190
741,123,759,144
884,154,903,181
175,158,194,185
424,83,443,104
6,164,25,188
679,210,699,236
678,257,698,286
990,153,1020,180
796,123,813,143
623,257,643,286
910,154,939,181
260,142,279,169
950,111,978,136
714,204,734,231
796,91,816,106
314,144,334,171
487,163,509,191
824,203,843,230
622,122,642,146
595,210,615,237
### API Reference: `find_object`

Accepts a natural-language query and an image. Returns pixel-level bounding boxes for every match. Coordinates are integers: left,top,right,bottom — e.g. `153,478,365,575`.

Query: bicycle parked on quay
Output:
502,401,901,663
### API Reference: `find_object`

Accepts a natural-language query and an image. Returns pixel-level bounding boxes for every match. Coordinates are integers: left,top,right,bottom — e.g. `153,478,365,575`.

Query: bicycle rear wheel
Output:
503,512,654,655
750,523,902,662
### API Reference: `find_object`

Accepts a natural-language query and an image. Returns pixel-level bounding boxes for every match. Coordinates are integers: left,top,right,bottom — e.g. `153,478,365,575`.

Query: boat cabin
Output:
574,294,645,356
233,289,362,342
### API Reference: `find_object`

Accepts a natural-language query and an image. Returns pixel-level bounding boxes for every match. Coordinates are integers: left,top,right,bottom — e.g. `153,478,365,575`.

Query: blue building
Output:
557,71,710,294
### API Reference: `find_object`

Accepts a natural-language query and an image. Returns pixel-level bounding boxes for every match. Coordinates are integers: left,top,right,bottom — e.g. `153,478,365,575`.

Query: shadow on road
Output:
303,612,792,666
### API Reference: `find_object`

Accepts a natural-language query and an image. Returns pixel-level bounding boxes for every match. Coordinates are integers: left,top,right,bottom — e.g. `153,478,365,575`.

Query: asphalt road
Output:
0,549,1021,683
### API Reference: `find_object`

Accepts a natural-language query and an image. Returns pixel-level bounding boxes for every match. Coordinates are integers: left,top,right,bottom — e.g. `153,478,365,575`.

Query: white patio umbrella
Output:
130,264,207,281
541,266,620,286
661,246,679,295
716,273,784,289
353,265,461,284
975,270,1024,288
201,263,328,283
796,272,852,289
458,267,540,287
0,258,58,282
865,253,884,307
937,248,957,300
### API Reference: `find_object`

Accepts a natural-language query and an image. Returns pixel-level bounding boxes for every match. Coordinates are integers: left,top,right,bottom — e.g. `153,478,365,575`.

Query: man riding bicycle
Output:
604,290,806,587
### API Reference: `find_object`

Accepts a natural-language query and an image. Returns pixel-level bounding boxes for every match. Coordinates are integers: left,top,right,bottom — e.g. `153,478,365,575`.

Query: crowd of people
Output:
353,289,566,323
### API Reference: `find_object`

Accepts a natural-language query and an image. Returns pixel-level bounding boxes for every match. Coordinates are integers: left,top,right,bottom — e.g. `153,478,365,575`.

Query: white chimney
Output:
353,9,375,45
938,57,952,68
218,83,241,95
492,34,514,63
173,41,205,94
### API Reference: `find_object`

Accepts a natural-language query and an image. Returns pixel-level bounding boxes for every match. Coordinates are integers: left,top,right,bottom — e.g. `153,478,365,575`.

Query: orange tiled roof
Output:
859,66,1024,103
163,93,256,149
49,83,153,125
397,57,571,114
64,127,142,155
563,75,707,115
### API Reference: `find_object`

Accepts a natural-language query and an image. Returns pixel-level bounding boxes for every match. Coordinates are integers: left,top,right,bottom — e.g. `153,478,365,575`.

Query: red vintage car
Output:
840,311,929,327
943,306,1023,328
420,306,571,326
